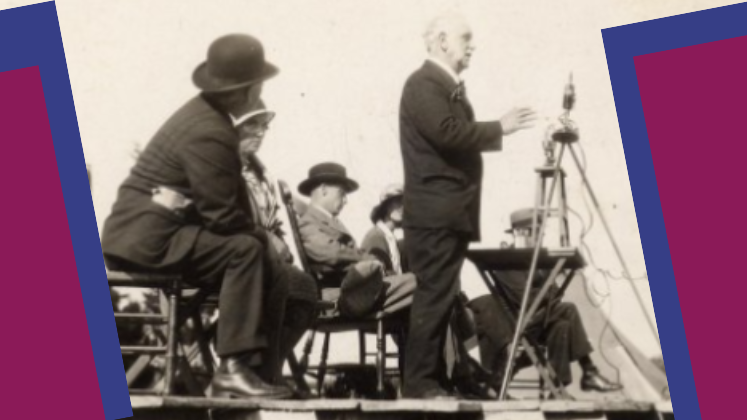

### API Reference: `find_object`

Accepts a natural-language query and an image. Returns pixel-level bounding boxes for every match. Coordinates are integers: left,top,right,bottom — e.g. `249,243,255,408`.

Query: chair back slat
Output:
278,180,314,276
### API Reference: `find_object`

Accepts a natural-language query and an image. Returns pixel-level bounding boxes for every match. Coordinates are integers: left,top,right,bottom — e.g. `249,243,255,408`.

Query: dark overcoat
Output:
101,95,263,270
399,60,504,242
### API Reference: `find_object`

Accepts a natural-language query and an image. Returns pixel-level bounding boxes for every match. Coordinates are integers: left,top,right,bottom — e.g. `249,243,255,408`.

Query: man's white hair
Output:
423,11,469,52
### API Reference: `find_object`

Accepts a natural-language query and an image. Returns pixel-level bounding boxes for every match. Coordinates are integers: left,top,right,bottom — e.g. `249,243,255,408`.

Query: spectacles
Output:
239,121,271,134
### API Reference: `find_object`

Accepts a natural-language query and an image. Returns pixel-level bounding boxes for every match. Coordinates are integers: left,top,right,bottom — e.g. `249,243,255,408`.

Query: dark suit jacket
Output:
399,60,504,241
101,95,261,270
298,205,365,286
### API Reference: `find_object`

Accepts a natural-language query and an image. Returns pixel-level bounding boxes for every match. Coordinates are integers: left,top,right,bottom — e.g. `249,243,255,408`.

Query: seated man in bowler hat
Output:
467,208,623,396
297,163,416,320
101,34,293,399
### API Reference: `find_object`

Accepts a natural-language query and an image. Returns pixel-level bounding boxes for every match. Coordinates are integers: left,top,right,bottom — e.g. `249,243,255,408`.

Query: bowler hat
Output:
298,162,359,197
193,34,279,93
505,208,544,233
370,184,404,223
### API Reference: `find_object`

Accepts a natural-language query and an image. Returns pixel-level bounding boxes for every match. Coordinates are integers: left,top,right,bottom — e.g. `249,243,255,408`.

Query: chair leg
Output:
163,279,180,396
299,329,317,372
522,338,566,399
359,331,367,364
317,332,331,397
191,312,215,376
288,352,311,395
376,319,385,398
125,354,153,387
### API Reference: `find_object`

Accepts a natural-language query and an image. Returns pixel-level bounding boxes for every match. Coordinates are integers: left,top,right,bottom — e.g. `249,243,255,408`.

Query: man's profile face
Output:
321,183,348,216
512,227,537,249
442,19,475,73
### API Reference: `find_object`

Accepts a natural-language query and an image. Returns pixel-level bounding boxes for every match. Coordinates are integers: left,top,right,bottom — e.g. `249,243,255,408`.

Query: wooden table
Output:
466,247,587,399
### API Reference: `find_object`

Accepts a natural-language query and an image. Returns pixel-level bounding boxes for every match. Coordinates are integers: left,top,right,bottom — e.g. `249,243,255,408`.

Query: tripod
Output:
497,106,662,401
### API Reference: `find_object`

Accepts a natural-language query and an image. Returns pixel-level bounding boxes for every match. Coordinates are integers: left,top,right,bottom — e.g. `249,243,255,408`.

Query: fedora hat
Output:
298,162,359,197
193,34,279,93
370,184,404,223
505,208,544,233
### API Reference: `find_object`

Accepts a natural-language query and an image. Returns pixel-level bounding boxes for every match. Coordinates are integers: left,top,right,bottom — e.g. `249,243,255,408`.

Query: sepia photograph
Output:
36,0,704,417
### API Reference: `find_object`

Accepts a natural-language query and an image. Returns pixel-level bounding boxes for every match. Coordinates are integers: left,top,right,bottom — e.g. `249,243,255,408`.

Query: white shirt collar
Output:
427,57,462,85
376,221,403,274
376,220,395,238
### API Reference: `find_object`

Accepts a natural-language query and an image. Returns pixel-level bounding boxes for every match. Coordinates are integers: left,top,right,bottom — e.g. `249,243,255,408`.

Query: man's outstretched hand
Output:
500,107,537,136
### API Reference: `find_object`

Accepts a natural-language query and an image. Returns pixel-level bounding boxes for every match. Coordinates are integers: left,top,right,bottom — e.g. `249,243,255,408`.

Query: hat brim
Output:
298,175,359,197
506,220,543,233
192,61,279,93
233,109,276,127
370,195,403,223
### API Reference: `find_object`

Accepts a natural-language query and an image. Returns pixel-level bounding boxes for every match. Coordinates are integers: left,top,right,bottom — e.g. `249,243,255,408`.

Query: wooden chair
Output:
480,271,570,400
278,180,405,399
109,271,217,396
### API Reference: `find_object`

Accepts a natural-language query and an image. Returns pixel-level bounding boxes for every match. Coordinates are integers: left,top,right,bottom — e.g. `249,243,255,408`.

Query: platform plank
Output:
360,399,481,413
258,399,359,412
131,396,164,409
480,400,542,412
129,395,671,419
162,397,260,410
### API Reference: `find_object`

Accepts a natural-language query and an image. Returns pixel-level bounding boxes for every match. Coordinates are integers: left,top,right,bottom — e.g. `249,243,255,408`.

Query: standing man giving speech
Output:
399,12,537,399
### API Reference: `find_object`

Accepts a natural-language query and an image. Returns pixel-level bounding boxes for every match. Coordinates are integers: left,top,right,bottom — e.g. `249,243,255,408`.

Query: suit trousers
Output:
471,295,592,386
186,230,277,359
402,227,470,396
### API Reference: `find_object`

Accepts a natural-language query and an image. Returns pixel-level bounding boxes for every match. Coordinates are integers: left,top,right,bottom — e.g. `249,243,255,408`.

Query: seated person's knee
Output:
228,235,264,259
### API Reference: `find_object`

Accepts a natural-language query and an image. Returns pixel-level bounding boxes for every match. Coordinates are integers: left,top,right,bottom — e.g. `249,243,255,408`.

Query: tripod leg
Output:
533,172,544,242
499,144,567,401
566,143,661,349
559,172,570,247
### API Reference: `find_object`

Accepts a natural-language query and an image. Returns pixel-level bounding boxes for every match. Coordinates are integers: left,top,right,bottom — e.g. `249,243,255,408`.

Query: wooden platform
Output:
129,395,674,420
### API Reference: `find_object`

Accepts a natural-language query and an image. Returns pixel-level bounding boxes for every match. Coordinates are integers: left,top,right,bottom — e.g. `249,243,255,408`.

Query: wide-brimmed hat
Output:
505,208,544,233
298,162,359,197
370,184,404,223
231,100,276,127
193,34,279,93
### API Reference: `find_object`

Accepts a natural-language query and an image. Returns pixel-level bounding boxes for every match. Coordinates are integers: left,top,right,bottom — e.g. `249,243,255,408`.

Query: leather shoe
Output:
211,355,292,399
453,375,496,400
580,370,623,393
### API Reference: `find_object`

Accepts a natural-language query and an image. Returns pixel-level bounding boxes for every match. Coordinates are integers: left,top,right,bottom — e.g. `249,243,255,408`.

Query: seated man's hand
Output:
269,232,294,264
247,227,268,246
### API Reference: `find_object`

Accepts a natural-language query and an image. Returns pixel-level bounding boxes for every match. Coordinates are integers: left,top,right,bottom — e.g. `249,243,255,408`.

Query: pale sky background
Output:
2,0,738,361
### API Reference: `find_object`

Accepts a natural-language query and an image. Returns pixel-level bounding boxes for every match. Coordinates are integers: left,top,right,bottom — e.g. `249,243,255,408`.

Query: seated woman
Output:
361,184,408,275
233,103,319,389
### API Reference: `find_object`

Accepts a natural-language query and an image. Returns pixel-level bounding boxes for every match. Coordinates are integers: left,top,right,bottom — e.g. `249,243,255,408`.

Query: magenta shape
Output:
634,34,747,417
0,66,106,419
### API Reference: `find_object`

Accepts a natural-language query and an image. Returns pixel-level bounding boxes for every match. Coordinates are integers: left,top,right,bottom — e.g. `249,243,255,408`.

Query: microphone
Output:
562,73,575,112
